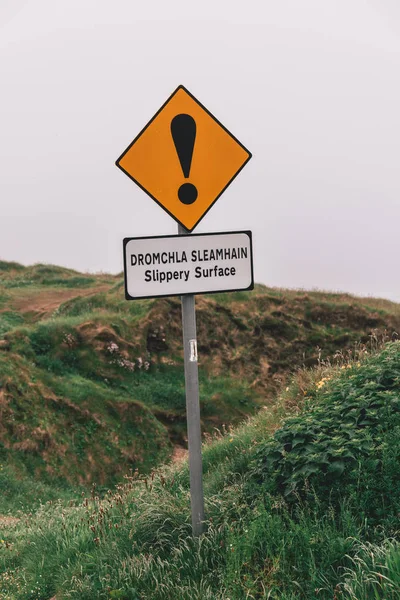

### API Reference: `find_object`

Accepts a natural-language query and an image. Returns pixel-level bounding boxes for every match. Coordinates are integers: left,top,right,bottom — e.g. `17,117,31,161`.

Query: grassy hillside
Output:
0,260,399,485
1,341,399,599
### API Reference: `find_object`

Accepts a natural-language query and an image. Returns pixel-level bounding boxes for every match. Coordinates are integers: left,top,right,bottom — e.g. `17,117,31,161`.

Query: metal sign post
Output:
178,224,205,536
116,85,252,538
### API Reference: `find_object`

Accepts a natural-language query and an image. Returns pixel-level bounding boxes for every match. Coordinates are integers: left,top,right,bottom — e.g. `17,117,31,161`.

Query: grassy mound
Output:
1,259,400,486
0,350,171,486
252,343,400,527
1,342,399,599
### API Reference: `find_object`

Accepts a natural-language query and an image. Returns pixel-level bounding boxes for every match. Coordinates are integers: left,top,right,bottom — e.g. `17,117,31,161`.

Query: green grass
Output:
0,261,399,598
0,351,172,486
0,311,24,338
1,259,400,490
0,260,25,272
54,291,155,319
1,342,400,599
0,464,78,515
340,540,400,599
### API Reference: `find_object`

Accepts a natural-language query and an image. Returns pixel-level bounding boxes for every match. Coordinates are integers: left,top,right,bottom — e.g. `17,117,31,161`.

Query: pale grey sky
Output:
1,0,400,301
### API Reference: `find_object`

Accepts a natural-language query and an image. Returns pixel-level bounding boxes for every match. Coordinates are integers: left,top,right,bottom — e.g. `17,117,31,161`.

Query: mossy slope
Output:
0,260,399,485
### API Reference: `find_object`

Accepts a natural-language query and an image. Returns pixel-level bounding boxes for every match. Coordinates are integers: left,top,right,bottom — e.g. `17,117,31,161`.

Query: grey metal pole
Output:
178,223,205,537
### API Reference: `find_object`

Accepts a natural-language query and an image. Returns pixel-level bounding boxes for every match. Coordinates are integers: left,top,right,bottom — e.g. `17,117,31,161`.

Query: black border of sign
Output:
115,85,252,232
123,230,254,300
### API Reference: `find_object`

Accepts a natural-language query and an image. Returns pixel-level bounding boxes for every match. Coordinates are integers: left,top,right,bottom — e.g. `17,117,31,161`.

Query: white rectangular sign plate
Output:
123,231,254,300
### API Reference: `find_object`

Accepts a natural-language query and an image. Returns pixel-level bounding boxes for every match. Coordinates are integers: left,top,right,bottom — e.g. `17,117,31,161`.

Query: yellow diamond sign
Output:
116,85,251,232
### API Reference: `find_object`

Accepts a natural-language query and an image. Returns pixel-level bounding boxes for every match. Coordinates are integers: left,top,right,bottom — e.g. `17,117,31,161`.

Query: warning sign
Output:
123,231,254,299
116,86,251,232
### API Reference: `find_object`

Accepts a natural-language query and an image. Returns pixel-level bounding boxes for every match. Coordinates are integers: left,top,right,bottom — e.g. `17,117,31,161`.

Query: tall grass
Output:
341,541,400,599
1,342,400,599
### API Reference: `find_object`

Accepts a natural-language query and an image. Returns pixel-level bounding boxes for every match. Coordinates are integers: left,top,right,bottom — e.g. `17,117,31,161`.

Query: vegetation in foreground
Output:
1,260,400,486
1,341,399,599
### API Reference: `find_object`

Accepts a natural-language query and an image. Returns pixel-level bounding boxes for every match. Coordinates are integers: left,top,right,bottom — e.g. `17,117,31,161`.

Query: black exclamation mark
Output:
171,114,198,205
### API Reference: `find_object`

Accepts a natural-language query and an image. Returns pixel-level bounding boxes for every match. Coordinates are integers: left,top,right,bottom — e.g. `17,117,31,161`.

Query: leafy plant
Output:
252,343,400,525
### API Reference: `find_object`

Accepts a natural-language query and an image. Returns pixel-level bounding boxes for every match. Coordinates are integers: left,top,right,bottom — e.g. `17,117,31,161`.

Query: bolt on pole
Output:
178,223,205,537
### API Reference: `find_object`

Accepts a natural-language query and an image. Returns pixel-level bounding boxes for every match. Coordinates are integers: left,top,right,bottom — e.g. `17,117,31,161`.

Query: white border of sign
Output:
123,230,254,300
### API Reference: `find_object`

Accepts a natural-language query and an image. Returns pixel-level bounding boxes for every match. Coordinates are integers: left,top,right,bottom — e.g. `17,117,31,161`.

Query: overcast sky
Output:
1,0,400,301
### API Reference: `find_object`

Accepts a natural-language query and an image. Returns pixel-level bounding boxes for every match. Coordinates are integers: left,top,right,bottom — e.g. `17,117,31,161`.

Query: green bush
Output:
252,342,400,527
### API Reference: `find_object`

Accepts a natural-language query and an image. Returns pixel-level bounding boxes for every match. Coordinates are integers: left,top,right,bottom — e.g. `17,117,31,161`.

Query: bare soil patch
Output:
172,446,188,463
0,515,19,526
8,284,112,317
